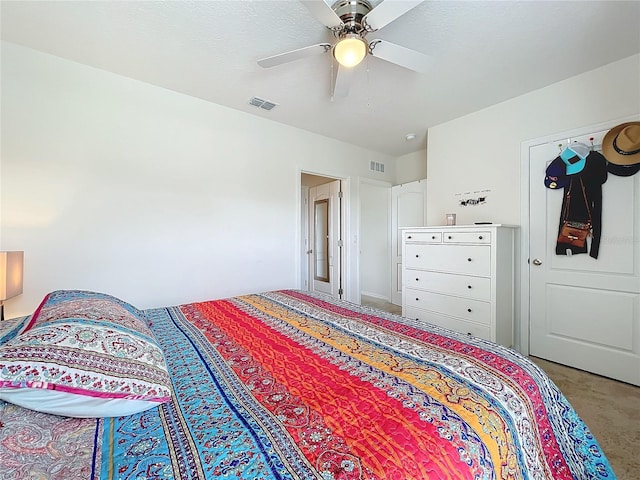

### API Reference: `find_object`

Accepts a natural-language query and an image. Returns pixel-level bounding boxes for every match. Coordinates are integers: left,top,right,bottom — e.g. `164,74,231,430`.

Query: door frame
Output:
298,170,350,301
518,114,639,356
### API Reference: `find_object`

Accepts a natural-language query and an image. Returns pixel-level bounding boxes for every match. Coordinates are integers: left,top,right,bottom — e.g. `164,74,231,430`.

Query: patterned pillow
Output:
0,290,172,417
0,315,31,346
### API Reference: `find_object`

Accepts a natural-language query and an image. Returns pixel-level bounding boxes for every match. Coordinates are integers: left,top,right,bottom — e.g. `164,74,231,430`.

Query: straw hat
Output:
602,122,640,166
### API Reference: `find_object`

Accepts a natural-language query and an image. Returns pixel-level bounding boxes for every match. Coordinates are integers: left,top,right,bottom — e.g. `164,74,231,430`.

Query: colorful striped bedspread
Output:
0,290,614,479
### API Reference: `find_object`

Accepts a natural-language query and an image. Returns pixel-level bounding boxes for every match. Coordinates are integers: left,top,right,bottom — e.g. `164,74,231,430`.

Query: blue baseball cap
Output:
560,144,589,175
545,156,568,189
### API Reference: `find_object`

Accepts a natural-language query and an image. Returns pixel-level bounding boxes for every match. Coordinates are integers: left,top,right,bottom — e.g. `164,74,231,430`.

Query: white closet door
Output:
391,180,427,305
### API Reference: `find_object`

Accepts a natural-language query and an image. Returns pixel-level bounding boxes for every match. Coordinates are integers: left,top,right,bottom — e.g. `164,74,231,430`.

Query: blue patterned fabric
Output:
0,316,29,346
100,307,309,479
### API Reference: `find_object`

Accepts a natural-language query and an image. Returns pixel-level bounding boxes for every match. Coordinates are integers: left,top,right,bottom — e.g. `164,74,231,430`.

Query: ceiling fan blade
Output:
257,43,332,68
331,62,354,99
300,0,344,28
368,39,432,72
363,0,425,31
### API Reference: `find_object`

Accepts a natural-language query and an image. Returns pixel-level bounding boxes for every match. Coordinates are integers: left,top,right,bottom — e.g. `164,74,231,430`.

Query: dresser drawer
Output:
405,244,491,276
405,307,491,341
405,289,491,325
404,231,442,243
442,231,491,244
405,270,491,301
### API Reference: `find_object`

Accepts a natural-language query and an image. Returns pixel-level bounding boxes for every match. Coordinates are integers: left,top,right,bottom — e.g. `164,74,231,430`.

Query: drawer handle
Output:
407,235,412,239
448,235,452,239
416,298,420,301
467,257,472,262
416,254,419,258
431,235,436,239
467,308,472,313
416,278,420,281
478,235,483,240
467,285,472,289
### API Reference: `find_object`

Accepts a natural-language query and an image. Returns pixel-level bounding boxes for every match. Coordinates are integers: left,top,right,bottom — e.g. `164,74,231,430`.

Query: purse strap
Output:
562,177,592,225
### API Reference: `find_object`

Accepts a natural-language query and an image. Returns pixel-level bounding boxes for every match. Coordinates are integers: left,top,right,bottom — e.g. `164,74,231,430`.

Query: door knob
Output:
532,258,543,266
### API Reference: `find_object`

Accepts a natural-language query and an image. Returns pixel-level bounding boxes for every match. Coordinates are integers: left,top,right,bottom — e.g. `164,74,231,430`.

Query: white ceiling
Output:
2,1,639,157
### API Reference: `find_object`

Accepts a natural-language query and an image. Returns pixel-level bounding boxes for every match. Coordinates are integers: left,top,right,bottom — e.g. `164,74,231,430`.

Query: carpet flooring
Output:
531,357,639,479
361,296,640,479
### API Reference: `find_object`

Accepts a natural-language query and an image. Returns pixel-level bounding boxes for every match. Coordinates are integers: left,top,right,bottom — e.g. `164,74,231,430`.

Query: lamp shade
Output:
0,251,24,301
333,35,367,67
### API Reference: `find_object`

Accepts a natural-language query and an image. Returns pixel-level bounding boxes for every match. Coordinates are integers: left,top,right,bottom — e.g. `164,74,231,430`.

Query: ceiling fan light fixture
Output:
333,35,367,67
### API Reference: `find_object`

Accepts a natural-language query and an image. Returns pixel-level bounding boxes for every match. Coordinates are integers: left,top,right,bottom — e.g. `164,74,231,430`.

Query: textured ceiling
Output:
2,1,639,157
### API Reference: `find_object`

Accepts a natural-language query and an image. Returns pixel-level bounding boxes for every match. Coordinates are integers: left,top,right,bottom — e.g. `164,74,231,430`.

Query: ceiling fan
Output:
257,0,431,98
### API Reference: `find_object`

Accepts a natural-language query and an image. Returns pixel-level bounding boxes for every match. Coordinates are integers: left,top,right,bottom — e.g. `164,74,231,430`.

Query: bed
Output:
0,289,614,479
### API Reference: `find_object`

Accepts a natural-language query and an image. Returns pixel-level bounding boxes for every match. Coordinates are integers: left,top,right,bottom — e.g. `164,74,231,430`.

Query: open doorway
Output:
301,173,346,300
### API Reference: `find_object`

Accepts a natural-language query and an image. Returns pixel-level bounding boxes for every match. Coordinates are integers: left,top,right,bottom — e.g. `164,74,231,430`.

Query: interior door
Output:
529,124,640,386
391,180,427,305
309,180,342,298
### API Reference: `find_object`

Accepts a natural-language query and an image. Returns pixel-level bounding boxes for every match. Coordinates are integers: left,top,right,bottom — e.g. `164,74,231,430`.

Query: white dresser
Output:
401,225,516,346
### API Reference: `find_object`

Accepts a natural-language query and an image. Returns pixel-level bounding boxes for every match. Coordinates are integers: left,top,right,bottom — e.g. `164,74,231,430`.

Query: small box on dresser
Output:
401,225,517,346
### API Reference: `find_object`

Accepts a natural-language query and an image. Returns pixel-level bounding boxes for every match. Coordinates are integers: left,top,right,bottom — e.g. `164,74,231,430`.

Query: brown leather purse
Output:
557,179,591,248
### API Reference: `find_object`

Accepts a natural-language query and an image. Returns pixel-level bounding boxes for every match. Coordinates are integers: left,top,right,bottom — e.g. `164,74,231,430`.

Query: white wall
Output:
0,42,396,317
395,149,427,186
426,54,640,351
427,54,640,226
359,180,391,300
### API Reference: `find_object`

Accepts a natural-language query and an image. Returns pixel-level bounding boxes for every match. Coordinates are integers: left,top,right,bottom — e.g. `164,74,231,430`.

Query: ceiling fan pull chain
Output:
366,57,372,109
330,60,336,100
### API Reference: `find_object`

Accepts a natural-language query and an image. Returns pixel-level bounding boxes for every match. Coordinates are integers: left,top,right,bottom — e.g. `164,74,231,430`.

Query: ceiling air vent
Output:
249,96,277,111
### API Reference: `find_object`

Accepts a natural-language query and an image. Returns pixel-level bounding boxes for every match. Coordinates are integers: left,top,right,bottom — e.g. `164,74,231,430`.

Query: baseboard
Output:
360,291,391,302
